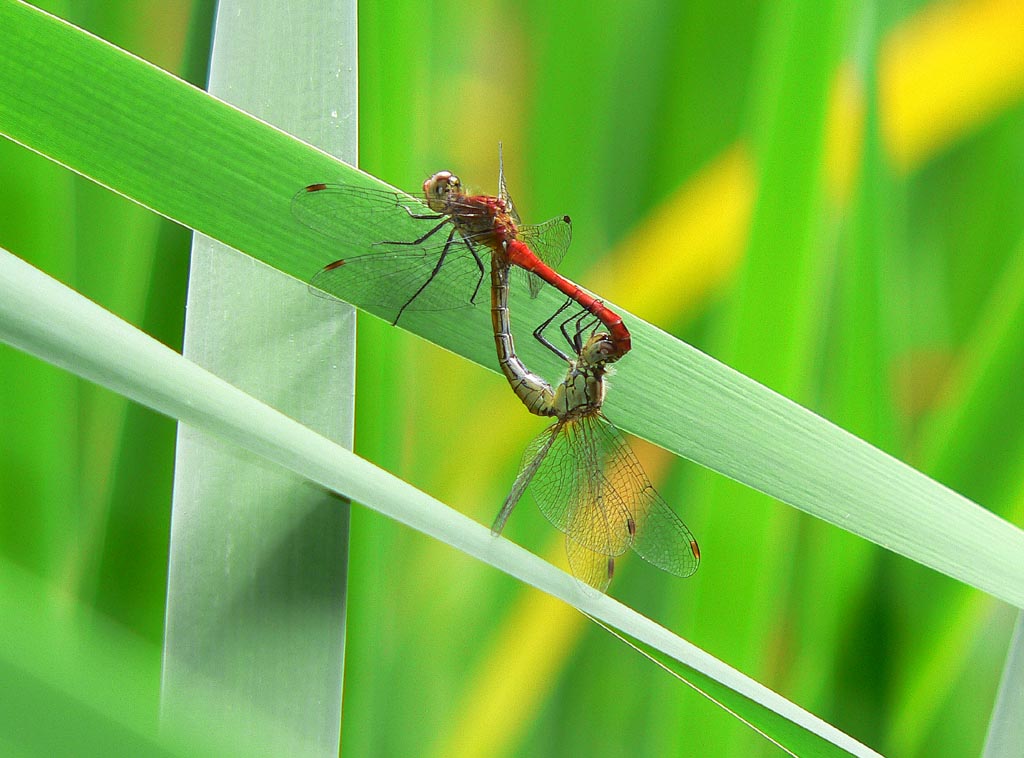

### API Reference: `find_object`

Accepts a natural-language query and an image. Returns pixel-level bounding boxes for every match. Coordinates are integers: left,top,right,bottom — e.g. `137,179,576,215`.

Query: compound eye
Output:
592,334,620,363
423,171,457,211
423,171,451,197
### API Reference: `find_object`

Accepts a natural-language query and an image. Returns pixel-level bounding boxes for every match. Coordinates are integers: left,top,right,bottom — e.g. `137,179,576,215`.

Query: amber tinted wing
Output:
500,416,620,591
565,534,616,592
527,415,634,559
593,414,700,578
492,421,561,536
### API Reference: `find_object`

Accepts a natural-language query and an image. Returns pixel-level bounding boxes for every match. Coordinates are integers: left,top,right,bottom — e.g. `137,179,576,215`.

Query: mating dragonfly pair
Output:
293,150,699,591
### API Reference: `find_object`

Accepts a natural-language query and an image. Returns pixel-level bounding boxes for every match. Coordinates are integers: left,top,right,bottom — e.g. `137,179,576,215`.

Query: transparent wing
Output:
495,148,572,297
593,414,701,578
294,183,431,242
517,215,572,270
500,412,697,589
515,215,573,298
295,184,490,319
309,244,487,320
528,416,633,559
501,416,619,592
293,183,497,254
565,536,615,593
492,422,561,536
497,143,521,227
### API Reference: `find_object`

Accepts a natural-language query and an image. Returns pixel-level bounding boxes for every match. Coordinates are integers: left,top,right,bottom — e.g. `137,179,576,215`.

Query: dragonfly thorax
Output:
552,361,605,419
550,332,620,419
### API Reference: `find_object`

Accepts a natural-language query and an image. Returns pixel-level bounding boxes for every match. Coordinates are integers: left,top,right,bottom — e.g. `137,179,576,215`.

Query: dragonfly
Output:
489,258,700,591
293,148,631,359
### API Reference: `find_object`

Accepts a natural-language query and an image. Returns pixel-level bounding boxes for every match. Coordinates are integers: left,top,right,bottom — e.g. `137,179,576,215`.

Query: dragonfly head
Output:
423,171,460,212
579,333,621,368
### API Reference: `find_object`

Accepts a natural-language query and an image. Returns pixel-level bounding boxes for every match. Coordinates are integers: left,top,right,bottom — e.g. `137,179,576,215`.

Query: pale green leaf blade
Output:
982,611,1024,757
0,245,879,756
158,2,356,754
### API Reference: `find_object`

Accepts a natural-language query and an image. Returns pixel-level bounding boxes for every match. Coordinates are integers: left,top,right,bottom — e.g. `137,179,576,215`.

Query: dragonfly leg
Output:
397,202,445,221
393,227,459,323
378,217,448,247
561,309,584,354
533,297,575,363
560,308,600,354
465,238,487,306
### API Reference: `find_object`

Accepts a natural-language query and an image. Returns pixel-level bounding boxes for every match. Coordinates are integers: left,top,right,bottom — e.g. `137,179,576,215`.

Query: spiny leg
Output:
464,237,486,306
397,201,445,221
560,307,600,354
533,297,576,362
393,227,459,324
377,216,448,248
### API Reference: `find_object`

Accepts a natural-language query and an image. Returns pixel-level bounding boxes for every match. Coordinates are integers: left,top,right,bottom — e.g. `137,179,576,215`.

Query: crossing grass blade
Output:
4,1,1024,755
0,244,881,756
2,0,1021,607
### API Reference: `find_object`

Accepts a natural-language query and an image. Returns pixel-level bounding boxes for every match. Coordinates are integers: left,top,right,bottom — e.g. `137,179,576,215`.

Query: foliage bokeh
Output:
1,0,1023,755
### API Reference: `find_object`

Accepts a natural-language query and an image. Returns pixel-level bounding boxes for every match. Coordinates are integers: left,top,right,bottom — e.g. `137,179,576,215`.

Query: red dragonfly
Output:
293,149,631,358
489,255,699,590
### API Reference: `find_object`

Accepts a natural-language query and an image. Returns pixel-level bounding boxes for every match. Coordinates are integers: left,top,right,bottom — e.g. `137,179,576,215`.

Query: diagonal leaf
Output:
1,0,1022,611
588,615,880,758
0,245,881,756
982,610,1024,756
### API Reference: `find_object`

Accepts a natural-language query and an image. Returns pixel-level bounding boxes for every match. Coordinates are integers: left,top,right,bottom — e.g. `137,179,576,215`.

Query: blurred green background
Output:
2,0,1023,755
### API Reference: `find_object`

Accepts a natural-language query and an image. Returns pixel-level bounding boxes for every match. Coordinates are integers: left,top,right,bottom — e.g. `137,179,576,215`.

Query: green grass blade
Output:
982,610,1024,757
888,233,1024,754
1,0,1022,609
158,2,356,754
917,235,1024,488
668,3,856,751
0,246,880,755
0,147,78,585
779,3,900,721
0,555,262,757
590,615,881,757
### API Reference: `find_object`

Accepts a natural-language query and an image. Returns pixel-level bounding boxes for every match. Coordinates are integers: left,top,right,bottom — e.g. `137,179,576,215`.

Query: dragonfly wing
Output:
496,164,550,299
511,268,548,300
309,241,488,320
495,149,570,299
516,216,572,298
594,414,700,578
492,421,561,536
518,215,572,268
529,416,631,558
495,419,614,592
293,183,436,241
572,416,636,557
565,535,615,593
497,145,523,228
